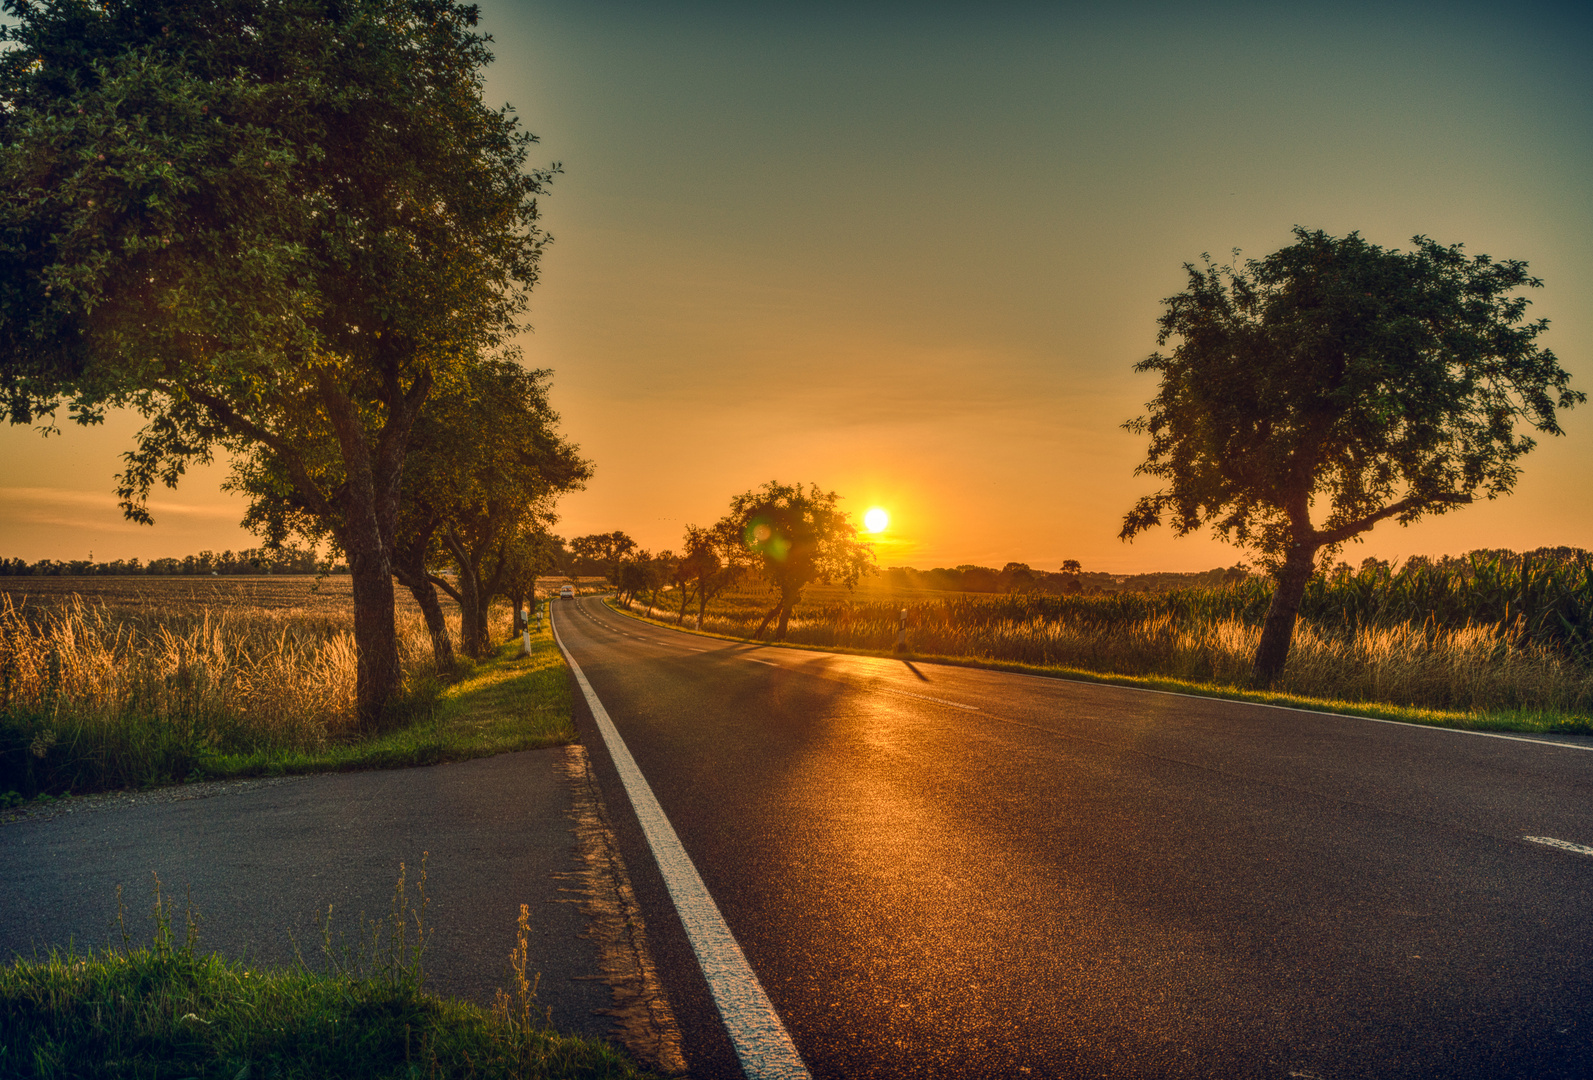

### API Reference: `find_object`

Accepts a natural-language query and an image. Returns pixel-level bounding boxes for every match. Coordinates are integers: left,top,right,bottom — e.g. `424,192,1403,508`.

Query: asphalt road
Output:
555,595,1593,1080
0,749,625,1041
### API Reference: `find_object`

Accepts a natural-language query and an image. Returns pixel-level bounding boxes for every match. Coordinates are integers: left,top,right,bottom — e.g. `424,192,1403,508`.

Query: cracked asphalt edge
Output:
558,742,688,1075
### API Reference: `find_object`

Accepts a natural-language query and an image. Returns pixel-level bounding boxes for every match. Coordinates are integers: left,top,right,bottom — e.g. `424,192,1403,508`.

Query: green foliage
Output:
0,0,558,721
1123,228,1583,562
569,532,638,584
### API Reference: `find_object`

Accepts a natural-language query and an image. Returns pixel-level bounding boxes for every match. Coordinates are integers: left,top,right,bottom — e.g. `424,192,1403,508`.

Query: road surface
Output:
555,594,1593,1080
0,746,680,1064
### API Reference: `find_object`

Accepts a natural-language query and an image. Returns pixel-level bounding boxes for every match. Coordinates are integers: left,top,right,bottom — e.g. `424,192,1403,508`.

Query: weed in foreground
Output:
0,860,653,1079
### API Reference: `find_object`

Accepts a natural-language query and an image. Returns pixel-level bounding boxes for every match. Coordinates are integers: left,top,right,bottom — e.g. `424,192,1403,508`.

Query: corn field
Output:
629,552,1593,719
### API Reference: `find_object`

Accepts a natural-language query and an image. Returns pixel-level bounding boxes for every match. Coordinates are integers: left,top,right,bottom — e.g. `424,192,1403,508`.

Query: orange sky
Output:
3,1,1590,572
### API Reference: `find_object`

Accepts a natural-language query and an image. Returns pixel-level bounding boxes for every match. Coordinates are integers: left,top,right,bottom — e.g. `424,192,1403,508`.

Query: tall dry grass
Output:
627,587,1593,719
0,592,443,796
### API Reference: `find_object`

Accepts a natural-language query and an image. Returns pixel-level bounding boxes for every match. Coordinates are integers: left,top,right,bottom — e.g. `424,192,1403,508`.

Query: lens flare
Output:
864,507,889,533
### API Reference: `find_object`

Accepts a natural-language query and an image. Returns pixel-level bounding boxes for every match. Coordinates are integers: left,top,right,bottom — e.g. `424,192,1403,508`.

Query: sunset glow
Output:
864,508,890,534
0,2,1588,573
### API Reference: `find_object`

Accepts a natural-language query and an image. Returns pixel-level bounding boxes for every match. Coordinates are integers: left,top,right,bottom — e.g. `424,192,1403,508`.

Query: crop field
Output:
0,576,582,801
0,576,448,746
628,554,1593,726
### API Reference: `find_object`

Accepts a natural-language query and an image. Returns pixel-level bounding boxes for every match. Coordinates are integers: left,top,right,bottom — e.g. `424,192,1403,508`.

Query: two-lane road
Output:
554,595,1593,1079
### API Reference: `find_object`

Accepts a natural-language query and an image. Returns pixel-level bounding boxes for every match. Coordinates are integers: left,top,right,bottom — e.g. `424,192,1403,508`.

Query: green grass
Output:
0,865,654,1080
609,596,1593,737
2,623,574,805
198,626,575,782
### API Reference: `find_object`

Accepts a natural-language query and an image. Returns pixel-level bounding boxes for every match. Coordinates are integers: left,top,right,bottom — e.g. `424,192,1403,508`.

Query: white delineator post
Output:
895,607,907,653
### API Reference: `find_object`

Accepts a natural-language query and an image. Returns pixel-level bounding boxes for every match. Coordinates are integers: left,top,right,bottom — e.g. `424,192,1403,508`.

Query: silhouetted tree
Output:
674,522,742,628
719,481,874,640
1121,228,1582,687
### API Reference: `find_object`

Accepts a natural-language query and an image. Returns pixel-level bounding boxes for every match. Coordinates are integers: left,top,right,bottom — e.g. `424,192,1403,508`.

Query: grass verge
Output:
199,625,575,782
0,865,654,1080
607,598,1593,738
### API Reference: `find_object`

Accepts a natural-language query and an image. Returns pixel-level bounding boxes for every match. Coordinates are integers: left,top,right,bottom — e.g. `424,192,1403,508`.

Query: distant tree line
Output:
881,562,1252,596
0,545,339,577
570,481,877,640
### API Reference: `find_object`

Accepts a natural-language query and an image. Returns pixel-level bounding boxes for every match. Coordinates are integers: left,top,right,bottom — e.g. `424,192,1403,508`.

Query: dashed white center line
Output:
1524,836,1593,857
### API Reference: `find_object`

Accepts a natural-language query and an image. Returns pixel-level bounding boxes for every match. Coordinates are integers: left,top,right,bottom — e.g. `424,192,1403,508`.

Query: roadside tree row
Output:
0,0,587,726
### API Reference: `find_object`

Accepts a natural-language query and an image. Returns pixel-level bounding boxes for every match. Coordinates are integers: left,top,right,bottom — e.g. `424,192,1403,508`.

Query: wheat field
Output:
0,577,476,796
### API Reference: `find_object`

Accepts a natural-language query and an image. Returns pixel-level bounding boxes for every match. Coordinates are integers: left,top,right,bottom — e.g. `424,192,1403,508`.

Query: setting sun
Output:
864,507,889,533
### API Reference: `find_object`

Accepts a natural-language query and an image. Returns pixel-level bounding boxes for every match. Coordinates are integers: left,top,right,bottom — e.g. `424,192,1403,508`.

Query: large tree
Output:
720,481,874,640
569,531,637,587
1121,228,1582,687
410,361,586,658
0,0,551,725
235,359,588,665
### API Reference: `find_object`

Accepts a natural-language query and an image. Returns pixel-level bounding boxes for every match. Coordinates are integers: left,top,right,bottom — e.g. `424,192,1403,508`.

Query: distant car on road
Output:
559,585,574,599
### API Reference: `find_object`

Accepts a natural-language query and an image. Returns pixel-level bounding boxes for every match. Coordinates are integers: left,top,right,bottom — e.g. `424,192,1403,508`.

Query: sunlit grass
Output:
0,584,574,800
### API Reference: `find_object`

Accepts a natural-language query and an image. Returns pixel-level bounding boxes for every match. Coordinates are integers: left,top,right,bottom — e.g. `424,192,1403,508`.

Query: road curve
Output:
554,595,1593,1080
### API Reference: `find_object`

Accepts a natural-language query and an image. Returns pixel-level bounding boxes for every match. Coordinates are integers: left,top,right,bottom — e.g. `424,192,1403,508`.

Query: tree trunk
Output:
346,531,400,732
458,564,484,656
752,601,781,640
393,569,453,673
775,602,792,640
678,583,692,624
1251,544,1319,689
510,588,525,635
393,562,455,673
413,580,455,672
314,364,431,732
391,523,455,674
442,527,488,658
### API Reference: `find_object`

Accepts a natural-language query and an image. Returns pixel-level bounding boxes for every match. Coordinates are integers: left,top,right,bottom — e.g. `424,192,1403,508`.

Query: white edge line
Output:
1524,835,1593,856
553,606,811,1080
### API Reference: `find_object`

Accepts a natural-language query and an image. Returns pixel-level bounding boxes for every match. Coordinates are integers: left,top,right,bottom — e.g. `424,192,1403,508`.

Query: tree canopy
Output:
0,0,554,722
1121,227,1582,685
570,531,637,585
719,480,874,640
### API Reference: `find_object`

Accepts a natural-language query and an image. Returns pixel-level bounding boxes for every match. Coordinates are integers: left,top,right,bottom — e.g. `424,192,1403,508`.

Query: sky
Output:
2,0,1590,572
